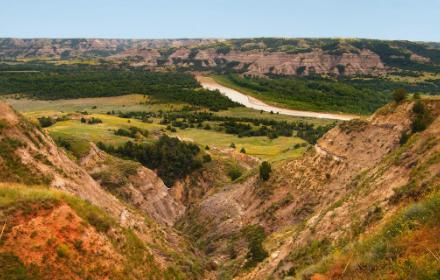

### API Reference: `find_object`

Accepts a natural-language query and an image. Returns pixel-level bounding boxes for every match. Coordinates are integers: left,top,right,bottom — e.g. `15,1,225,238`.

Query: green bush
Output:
259,161,272,181
87,212,111,232
228,165,242,181
411,101,432,133
393,88,407,103
241,225,268,268
203,154,212,163
56,244,71,259
37,116,55,128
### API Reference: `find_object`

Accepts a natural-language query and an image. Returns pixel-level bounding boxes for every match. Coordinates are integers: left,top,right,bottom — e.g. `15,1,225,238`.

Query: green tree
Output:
393,88,407,103
241,225,268,268
259,161,272,181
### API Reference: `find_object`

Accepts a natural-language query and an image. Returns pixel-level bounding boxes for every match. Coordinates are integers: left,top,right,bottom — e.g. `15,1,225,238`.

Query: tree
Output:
228,166,242,181
411,101,432,133
241,225,268,268
259,161,272,181
38,116,55,128
203,154,212,163
412,100,425,114
393,88,407,103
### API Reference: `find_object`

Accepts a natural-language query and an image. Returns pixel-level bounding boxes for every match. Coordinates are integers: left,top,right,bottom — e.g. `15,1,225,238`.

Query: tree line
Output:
0,64,239,111
114,110,334,144
97,135,202,186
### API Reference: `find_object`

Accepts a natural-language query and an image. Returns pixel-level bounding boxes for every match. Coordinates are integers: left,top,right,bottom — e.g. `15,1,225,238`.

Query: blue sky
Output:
1,0,439,41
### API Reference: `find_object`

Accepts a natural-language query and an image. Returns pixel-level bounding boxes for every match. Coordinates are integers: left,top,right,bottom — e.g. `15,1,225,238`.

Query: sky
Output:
1,0,439,41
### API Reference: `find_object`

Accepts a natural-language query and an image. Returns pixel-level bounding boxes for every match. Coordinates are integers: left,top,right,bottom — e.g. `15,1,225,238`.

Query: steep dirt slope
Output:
0,102,206,279
0,184,164,279
80,144,185,226
175,99,440,279
237,100,440,279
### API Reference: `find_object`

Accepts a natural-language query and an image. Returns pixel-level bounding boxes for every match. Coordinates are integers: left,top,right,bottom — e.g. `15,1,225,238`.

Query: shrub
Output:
399,131,410,145
411,101,432,133
87,117,102,124
56,244,71,259
203,154,212,163
38,116,55,128
73,239,84,252
240,147,246,154
259,161,272,181
228,166,242,181
241,225,268,268
87,212,111,232
412,100,425,114
393,88,407,103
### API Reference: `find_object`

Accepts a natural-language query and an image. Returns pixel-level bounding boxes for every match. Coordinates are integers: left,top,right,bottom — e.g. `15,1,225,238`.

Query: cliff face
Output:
0,38,218,59
80,144,185,226
3,38,439,76
186,48,385,76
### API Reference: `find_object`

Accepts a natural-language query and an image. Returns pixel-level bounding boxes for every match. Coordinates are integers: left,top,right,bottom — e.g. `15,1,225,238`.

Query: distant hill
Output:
1,38,440,76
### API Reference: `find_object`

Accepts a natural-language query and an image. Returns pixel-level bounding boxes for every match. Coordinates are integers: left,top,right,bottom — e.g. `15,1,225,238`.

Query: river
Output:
197,76,356,121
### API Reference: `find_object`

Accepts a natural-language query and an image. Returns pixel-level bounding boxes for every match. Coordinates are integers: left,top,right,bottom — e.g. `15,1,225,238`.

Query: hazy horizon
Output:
1,0,439,42
1,37,439,43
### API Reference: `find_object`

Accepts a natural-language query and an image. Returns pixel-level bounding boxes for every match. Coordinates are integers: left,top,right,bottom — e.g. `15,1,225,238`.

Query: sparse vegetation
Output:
0,253,31,280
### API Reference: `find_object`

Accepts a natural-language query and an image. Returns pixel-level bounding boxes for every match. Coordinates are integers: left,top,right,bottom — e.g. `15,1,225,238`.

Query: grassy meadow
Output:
6,94,319,162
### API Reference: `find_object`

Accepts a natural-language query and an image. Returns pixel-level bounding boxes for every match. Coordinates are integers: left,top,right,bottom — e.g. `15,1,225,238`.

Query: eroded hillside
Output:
1,97,440,279
2,38,440,76
174,99,440,279
0,102,206,279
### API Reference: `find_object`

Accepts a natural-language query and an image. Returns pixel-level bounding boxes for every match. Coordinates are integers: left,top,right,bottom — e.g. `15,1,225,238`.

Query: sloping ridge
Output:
239,100,440,279
0,101,205,279
175,99,440,279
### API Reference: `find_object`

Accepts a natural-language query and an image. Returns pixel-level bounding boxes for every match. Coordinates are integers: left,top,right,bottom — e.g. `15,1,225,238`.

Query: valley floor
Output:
197,76,356,121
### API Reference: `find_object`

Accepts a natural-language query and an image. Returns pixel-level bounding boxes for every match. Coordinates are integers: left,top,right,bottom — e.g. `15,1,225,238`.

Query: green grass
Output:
214,107,336,127
169,128,306,161
47,114,163,146
45,114,306,161
5,94,318,161
3,94,187,114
